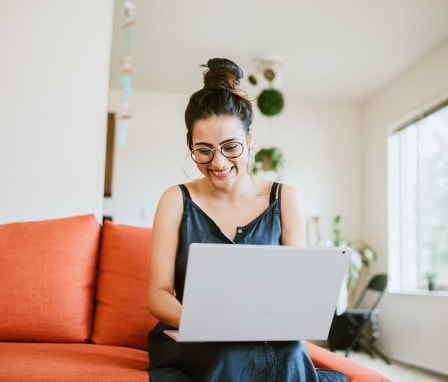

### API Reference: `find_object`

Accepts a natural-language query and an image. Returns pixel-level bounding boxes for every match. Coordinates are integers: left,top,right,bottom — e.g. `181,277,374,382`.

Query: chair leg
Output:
361,343,376,359
345,347,353,358
344,317,369,358
364,314,391,365
344,333,362,357
368,342,392,365
352,326,392,365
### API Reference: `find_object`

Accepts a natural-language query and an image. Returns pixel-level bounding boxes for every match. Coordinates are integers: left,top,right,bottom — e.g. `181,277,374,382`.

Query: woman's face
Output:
191,115,253,187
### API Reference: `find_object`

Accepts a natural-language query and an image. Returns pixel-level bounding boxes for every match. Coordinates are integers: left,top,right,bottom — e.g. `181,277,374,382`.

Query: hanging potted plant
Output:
253,147,285,174
257,88,285,116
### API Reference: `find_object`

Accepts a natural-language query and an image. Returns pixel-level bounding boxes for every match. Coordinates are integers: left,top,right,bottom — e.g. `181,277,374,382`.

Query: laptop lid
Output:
173,243,350,342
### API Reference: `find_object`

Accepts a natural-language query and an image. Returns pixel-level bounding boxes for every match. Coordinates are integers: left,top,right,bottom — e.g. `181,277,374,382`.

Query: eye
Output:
195,147,213,155
222,142,240,153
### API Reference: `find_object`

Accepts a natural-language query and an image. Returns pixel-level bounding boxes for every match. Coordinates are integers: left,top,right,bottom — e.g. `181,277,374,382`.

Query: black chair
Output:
328,273,391,365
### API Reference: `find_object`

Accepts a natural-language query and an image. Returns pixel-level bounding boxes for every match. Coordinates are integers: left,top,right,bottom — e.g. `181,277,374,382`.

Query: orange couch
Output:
0,214,391,381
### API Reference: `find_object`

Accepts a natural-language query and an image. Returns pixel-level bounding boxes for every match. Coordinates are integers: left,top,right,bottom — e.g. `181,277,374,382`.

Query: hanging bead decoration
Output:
117,0,136,146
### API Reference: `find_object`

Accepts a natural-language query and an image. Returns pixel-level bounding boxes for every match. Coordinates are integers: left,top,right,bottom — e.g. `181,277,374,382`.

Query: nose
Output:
210,149,227,166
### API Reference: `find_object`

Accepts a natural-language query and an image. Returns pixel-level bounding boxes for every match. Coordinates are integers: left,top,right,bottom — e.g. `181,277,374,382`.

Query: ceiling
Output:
109,0,448,103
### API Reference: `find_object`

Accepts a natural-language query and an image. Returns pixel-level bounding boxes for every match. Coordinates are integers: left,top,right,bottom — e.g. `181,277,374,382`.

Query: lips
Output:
210,167,233,178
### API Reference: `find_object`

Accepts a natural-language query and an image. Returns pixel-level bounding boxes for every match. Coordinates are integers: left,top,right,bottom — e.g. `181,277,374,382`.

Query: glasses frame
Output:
190,141,245,164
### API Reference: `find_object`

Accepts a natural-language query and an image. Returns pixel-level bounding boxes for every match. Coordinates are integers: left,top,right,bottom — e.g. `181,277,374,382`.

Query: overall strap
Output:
178,184,191,201
269,182,282,204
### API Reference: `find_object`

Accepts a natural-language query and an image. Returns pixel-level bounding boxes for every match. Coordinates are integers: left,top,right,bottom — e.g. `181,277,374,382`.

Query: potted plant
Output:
426,272,437,291
253,147,285,174
257,88,285,116
332,215,377,298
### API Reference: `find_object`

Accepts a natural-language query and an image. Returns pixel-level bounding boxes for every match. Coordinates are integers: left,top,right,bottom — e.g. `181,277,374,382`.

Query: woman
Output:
147,58,347,381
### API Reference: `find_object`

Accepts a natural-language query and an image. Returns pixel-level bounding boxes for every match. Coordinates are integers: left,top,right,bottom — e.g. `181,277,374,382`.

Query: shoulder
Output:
157,181,201,210
278,182,306,217
278,182,307,246
153,185,185,229
279,182,302,202
159,184,183,203
155,185,185,217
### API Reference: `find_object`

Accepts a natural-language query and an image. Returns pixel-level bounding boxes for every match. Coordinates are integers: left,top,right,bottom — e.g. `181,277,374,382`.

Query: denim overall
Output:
148,183,347,382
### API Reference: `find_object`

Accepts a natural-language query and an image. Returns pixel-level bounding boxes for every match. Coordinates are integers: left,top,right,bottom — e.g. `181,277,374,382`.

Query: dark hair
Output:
185,58,253,150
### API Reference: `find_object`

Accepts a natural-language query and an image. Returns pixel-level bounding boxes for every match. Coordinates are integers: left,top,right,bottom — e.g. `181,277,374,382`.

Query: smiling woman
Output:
144,57,347,382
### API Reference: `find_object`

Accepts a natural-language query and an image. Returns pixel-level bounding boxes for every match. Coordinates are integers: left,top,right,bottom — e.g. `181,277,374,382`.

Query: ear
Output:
247,127,254,148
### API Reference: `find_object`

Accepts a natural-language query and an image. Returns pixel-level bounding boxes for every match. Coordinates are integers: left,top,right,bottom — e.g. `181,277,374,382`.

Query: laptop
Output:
164,243,350,342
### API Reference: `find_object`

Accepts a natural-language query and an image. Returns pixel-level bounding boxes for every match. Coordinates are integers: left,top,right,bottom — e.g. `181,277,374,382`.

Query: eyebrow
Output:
193,138,242,147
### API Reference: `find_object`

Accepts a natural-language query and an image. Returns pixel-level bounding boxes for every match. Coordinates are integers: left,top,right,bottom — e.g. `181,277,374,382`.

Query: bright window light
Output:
387,102,448,292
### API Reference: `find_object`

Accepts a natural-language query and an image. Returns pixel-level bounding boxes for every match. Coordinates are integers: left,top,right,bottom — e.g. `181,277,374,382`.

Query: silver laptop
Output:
164,243,350,342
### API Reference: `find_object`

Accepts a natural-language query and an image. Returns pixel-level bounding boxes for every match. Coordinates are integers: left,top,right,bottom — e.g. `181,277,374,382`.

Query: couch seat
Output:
0,343,149,382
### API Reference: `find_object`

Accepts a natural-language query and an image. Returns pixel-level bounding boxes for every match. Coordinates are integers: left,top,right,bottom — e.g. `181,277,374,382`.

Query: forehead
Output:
192,115,245,143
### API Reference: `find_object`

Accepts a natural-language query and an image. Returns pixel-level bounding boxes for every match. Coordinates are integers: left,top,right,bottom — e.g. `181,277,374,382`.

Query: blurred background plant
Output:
333,214,377,299
253,147,284,174
425,271,437,291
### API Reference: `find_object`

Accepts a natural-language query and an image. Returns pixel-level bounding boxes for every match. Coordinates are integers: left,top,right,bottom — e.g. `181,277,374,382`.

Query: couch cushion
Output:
0,214,100,342
0,342,149,381
304,341,392,382
92,221,158,350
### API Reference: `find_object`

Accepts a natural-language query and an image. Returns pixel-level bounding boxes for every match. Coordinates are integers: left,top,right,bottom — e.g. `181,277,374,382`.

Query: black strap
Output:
269,182,282,204
178,184,191,201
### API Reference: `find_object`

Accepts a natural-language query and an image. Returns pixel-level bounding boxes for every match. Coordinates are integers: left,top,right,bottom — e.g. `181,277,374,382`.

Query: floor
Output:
338,349,448,382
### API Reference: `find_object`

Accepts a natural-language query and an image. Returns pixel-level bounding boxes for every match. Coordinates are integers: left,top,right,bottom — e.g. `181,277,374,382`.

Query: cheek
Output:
197,164,209,176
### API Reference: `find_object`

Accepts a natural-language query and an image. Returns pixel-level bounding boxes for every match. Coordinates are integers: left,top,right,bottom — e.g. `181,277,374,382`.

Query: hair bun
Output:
202,58,244,90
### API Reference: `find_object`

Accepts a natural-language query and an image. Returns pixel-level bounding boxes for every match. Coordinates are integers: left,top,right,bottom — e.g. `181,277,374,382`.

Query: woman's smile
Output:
209,166,234,178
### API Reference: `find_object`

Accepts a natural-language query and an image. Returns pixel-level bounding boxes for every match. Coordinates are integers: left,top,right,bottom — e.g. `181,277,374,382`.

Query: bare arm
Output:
279,183,307,246
147,185,184,328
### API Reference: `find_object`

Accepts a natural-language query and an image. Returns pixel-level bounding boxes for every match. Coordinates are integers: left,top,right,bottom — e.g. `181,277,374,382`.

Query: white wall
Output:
362,38,448,375
106,89,362,244
104,90,188,226
0,1,113,224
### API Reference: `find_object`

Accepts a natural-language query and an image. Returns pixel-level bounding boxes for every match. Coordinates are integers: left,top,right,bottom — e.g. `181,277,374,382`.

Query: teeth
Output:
213,168,231,176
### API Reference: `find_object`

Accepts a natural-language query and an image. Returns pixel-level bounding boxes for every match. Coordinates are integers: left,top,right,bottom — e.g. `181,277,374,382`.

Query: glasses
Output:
190,141,245,164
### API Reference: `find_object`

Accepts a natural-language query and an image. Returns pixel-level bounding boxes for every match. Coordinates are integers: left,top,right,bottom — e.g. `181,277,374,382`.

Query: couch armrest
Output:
303,341,391,382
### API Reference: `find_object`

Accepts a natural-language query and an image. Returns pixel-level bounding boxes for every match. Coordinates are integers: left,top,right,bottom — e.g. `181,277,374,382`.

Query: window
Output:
388,101,448,292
